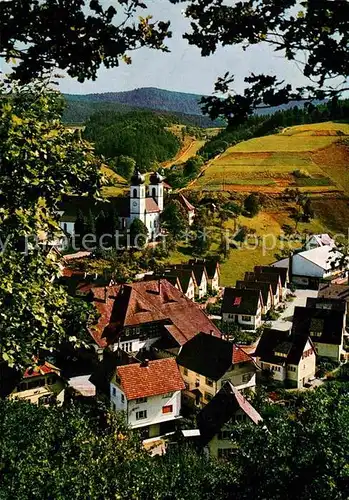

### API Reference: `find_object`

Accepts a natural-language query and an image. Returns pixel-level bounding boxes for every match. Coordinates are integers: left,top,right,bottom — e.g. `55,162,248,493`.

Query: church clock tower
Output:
130,168,146,224
148,171,164,211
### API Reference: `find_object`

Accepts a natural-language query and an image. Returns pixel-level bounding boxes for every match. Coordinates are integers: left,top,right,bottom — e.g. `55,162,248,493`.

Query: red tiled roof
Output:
61,268,85,278
232,345,252,364
178,194,195,212
231,384,263,424
145,197,160,213
23,361,60,379
116,358,185,400
88,280,221,348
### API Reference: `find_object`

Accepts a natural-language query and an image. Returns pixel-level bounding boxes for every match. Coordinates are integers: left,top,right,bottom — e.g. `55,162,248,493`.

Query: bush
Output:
293,169,311,178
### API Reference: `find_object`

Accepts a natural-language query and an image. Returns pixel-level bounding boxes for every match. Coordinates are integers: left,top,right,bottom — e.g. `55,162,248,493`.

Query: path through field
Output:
162,138,205,169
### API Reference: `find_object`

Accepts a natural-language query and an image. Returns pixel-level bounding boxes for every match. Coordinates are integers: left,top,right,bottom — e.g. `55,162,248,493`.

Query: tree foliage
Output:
1,0,171,83
0,82,102,368
84,111,180,170
173,0,349,124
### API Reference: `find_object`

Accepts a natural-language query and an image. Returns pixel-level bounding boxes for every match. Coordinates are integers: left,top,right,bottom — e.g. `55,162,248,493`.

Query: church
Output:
59,168,195,242
128,169,163,240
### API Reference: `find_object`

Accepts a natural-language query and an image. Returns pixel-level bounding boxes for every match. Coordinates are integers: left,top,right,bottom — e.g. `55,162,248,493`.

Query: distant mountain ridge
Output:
65,87,204,116
63,87,321,126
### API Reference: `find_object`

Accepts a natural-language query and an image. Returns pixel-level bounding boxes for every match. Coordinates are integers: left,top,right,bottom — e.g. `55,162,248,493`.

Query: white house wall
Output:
292,254,325,278
127,391,181,429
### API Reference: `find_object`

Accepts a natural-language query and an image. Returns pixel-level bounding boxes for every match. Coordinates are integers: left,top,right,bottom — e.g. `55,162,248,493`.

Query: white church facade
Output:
128,169,163,240
59,168,195,244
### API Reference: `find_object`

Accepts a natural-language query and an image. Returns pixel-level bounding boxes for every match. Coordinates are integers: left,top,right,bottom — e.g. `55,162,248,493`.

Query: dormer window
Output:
274,351,288,358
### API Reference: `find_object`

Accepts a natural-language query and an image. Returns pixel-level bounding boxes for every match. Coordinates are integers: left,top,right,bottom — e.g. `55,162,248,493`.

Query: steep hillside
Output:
190,122,349,194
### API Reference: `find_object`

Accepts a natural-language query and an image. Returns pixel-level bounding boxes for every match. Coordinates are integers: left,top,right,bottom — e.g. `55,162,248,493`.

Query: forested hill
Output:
66,87,203,115
63,88,224,127
83,111,180,171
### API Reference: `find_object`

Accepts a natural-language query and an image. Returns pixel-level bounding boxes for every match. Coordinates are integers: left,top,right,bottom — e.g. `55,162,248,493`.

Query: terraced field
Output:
191,121,349,194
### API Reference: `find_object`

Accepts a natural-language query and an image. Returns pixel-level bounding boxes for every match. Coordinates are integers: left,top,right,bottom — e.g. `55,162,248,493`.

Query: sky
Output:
58,0,310,96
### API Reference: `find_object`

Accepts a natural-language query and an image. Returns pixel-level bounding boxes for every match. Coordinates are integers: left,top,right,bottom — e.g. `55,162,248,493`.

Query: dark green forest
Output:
83,111,181,170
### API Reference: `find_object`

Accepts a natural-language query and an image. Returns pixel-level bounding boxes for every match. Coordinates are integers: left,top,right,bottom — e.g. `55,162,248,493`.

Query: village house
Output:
273,246,346,288
254,328,316,388
175,193,196,226
221,288,263,330
176,332,256,408
169,262,208,299
305,233,335,251
188,259,220,293
244,271,283,306
235,281,273,315
253,266,289,301
318,283,349,306
196,381,262,459
292,305,345,362
9,361,65,406
162,268,197,301
86,279,221,355
110,358,185,440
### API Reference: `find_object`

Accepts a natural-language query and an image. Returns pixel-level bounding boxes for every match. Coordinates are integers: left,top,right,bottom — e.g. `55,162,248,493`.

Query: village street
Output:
270,289,319,331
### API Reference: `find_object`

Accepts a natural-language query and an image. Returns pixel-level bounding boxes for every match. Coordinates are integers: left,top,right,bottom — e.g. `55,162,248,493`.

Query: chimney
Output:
104,286,108,303
141,359,149,368
158,279,161,295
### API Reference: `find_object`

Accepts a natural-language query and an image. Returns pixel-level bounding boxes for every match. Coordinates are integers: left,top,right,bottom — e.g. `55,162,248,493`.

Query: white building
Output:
305,233,335,251
59,169,195,243
273,246,346,286
110,358,185,439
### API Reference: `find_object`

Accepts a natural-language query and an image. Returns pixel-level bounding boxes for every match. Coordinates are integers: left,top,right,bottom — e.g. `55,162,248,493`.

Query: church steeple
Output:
130,168,146,223
148,171,164,211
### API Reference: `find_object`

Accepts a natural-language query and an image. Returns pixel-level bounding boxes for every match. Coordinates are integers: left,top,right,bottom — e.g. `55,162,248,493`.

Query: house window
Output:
183,367,188,376
123,342,133,353
242,373,251,383
218,430,231,440
241,315,251,322
121,394,125,403
205,392,213,402
288,366,296,372
112,402,116,410
133,189,137,198
152,187,156,198
136,397,147,404
235,413,246,422
112,387,116,397
162,405,173,414
205,377,214,387
162,392,172,398
310,318,324,336
136,410,147,420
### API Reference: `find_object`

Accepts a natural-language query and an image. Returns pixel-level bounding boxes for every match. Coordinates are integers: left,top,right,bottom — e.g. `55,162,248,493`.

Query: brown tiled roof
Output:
318,283,349,301
116,358,185,400
23,361,60,379
177,194,195,212
145,197,160,213
88,280,221,347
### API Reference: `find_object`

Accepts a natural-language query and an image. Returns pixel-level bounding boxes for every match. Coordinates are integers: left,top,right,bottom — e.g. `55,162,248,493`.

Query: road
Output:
270,289,318,331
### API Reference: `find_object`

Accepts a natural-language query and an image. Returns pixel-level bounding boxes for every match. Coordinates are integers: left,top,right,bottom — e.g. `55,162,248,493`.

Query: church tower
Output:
148,171,164,212
130,168,146,224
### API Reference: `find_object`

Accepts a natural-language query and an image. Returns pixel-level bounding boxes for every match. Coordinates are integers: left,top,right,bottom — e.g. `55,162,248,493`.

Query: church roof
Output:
145,198,161,213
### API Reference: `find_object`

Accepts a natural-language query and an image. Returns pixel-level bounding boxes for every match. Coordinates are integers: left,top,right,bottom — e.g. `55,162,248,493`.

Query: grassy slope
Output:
191,121,349,193
166,122,349,286
100,165,128,197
